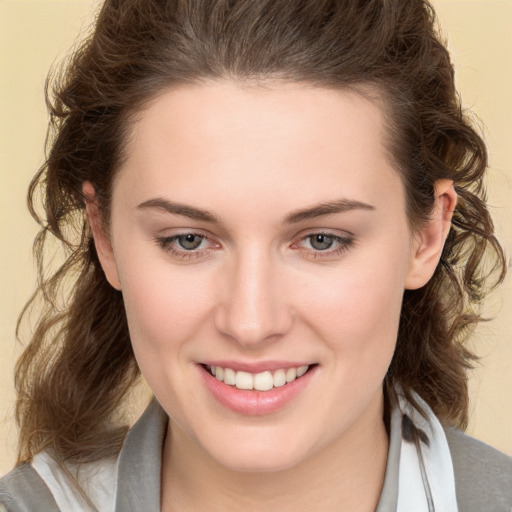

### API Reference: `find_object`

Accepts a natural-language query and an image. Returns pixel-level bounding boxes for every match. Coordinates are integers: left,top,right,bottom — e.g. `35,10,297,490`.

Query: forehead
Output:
115,80,403,221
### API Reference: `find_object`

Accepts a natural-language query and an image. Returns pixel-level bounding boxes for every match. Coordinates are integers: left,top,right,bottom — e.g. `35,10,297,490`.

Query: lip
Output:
201,360,312,373
198,362,318,416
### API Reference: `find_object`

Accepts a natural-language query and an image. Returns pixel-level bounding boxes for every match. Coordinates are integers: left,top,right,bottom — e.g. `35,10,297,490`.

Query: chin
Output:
201,431,311,474
215,452,304,474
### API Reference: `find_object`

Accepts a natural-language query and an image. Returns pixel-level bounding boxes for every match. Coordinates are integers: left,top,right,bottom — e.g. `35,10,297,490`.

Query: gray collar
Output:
375,402,401,511
114,398,168,512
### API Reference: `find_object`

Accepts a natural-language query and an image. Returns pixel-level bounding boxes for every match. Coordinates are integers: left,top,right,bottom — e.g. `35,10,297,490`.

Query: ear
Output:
405,179,457,290
82,182,122,290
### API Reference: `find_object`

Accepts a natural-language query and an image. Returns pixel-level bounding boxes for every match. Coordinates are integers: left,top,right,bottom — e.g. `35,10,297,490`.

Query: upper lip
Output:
200,360,315,373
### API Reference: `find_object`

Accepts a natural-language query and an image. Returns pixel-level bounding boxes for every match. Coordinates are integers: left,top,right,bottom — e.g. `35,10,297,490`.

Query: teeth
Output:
235,371,253,390
224,368,236,385
253,371,273,391
273,369,286,387
296,365,308,377
208,364,310,391
286,367,296,382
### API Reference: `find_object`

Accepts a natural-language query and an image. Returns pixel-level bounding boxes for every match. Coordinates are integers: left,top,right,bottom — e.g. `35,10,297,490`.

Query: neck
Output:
161,394,389,512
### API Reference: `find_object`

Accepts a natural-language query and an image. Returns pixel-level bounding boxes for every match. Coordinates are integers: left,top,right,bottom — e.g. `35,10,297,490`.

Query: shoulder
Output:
0,463,60,512
444,426,512,512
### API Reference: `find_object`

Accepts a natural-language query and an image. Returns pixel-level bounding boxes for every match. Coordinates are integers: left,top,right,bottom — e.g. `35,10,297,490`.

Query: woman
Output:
1,0,511,511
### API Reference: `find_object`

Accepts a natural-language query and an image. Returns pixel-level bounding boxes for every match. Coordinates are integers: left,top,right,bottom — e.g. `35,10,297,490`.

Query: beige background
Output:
0,0,511,474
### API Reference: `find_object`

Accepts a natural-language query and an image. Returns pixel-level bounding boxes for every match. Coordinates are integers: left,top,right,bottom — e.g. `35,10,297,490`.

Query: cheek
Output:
117,251,215,358
117,257,217,414
295,241,409,363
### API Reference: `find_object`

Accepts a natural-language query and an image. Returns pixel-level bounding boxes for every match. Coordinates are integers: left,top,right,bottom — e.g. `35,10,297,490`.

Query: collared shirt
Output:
1,397,511,511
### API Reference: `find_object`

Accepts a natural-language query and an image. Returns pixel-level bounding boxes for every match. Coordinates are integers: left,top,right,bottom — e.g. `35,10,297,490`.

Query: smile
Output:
207,365,309,391
200,362,318,415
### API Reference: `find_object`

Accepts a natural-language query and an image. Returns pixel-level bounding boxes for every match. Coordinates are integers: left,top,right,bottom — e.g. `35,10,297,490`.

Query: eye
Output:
155,232,217,261
175,233,204,250
308,234,336,251
293,232,354,260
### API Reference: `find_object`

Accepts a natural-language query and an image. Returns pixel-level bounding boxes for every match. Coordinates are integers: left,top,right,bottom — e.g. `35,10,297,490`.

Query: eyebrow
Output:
136,197,376,225
138,198,220,223
284,198,375,223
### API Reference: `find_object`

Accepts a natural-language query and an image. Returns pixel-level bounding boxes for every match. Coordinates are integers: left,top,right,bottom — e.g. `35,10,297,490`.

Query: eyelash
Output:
155,231,354,261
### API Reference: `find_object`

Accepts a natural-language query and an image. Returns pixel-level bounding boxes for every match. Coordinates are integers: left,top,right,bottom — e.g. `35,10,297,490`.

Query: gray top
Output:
444,425,512,512
1,398,511,511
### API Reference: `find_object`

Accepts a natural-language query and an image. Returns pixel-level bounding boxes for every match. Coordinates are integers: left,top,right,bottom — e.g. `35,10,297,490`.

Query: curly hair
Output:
15,0,506,465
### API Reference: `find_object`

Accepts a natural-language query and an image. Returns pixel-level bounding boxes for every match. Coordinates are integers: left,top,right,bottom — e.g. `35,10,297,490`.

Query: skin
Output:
85,80,456,511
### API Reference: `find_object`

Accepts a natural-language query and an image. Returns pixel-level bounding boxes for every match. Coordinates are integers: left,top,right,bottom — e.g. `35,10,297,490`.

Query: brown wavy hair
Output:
15,0,506,465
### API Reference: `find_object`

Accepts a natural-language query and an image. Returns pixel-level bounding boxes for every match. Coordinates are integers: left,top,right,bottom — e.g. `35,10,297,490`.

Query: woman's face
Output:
94,81,434,472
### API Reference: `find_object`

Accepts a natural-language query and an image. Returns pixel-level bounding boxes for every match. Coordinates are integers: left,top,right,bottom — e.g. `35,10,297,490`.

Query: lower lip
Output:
199,365,317,415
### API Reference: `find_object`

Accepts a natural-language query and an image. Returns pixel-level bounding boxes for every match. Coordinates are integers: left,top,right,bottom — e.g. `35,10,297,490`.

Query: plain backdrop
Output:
0,0,511,475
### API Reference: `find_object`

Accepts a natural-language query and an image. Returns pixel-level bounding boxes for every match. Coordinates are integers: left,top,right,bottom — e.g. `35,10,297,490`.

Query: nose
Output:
214,248,294,348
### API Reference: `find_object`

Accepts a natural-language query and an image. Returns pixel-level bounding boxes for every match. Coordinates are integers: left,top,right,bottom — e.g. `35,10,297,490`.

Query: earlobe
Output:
82,182,122,291
405,180,457,290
